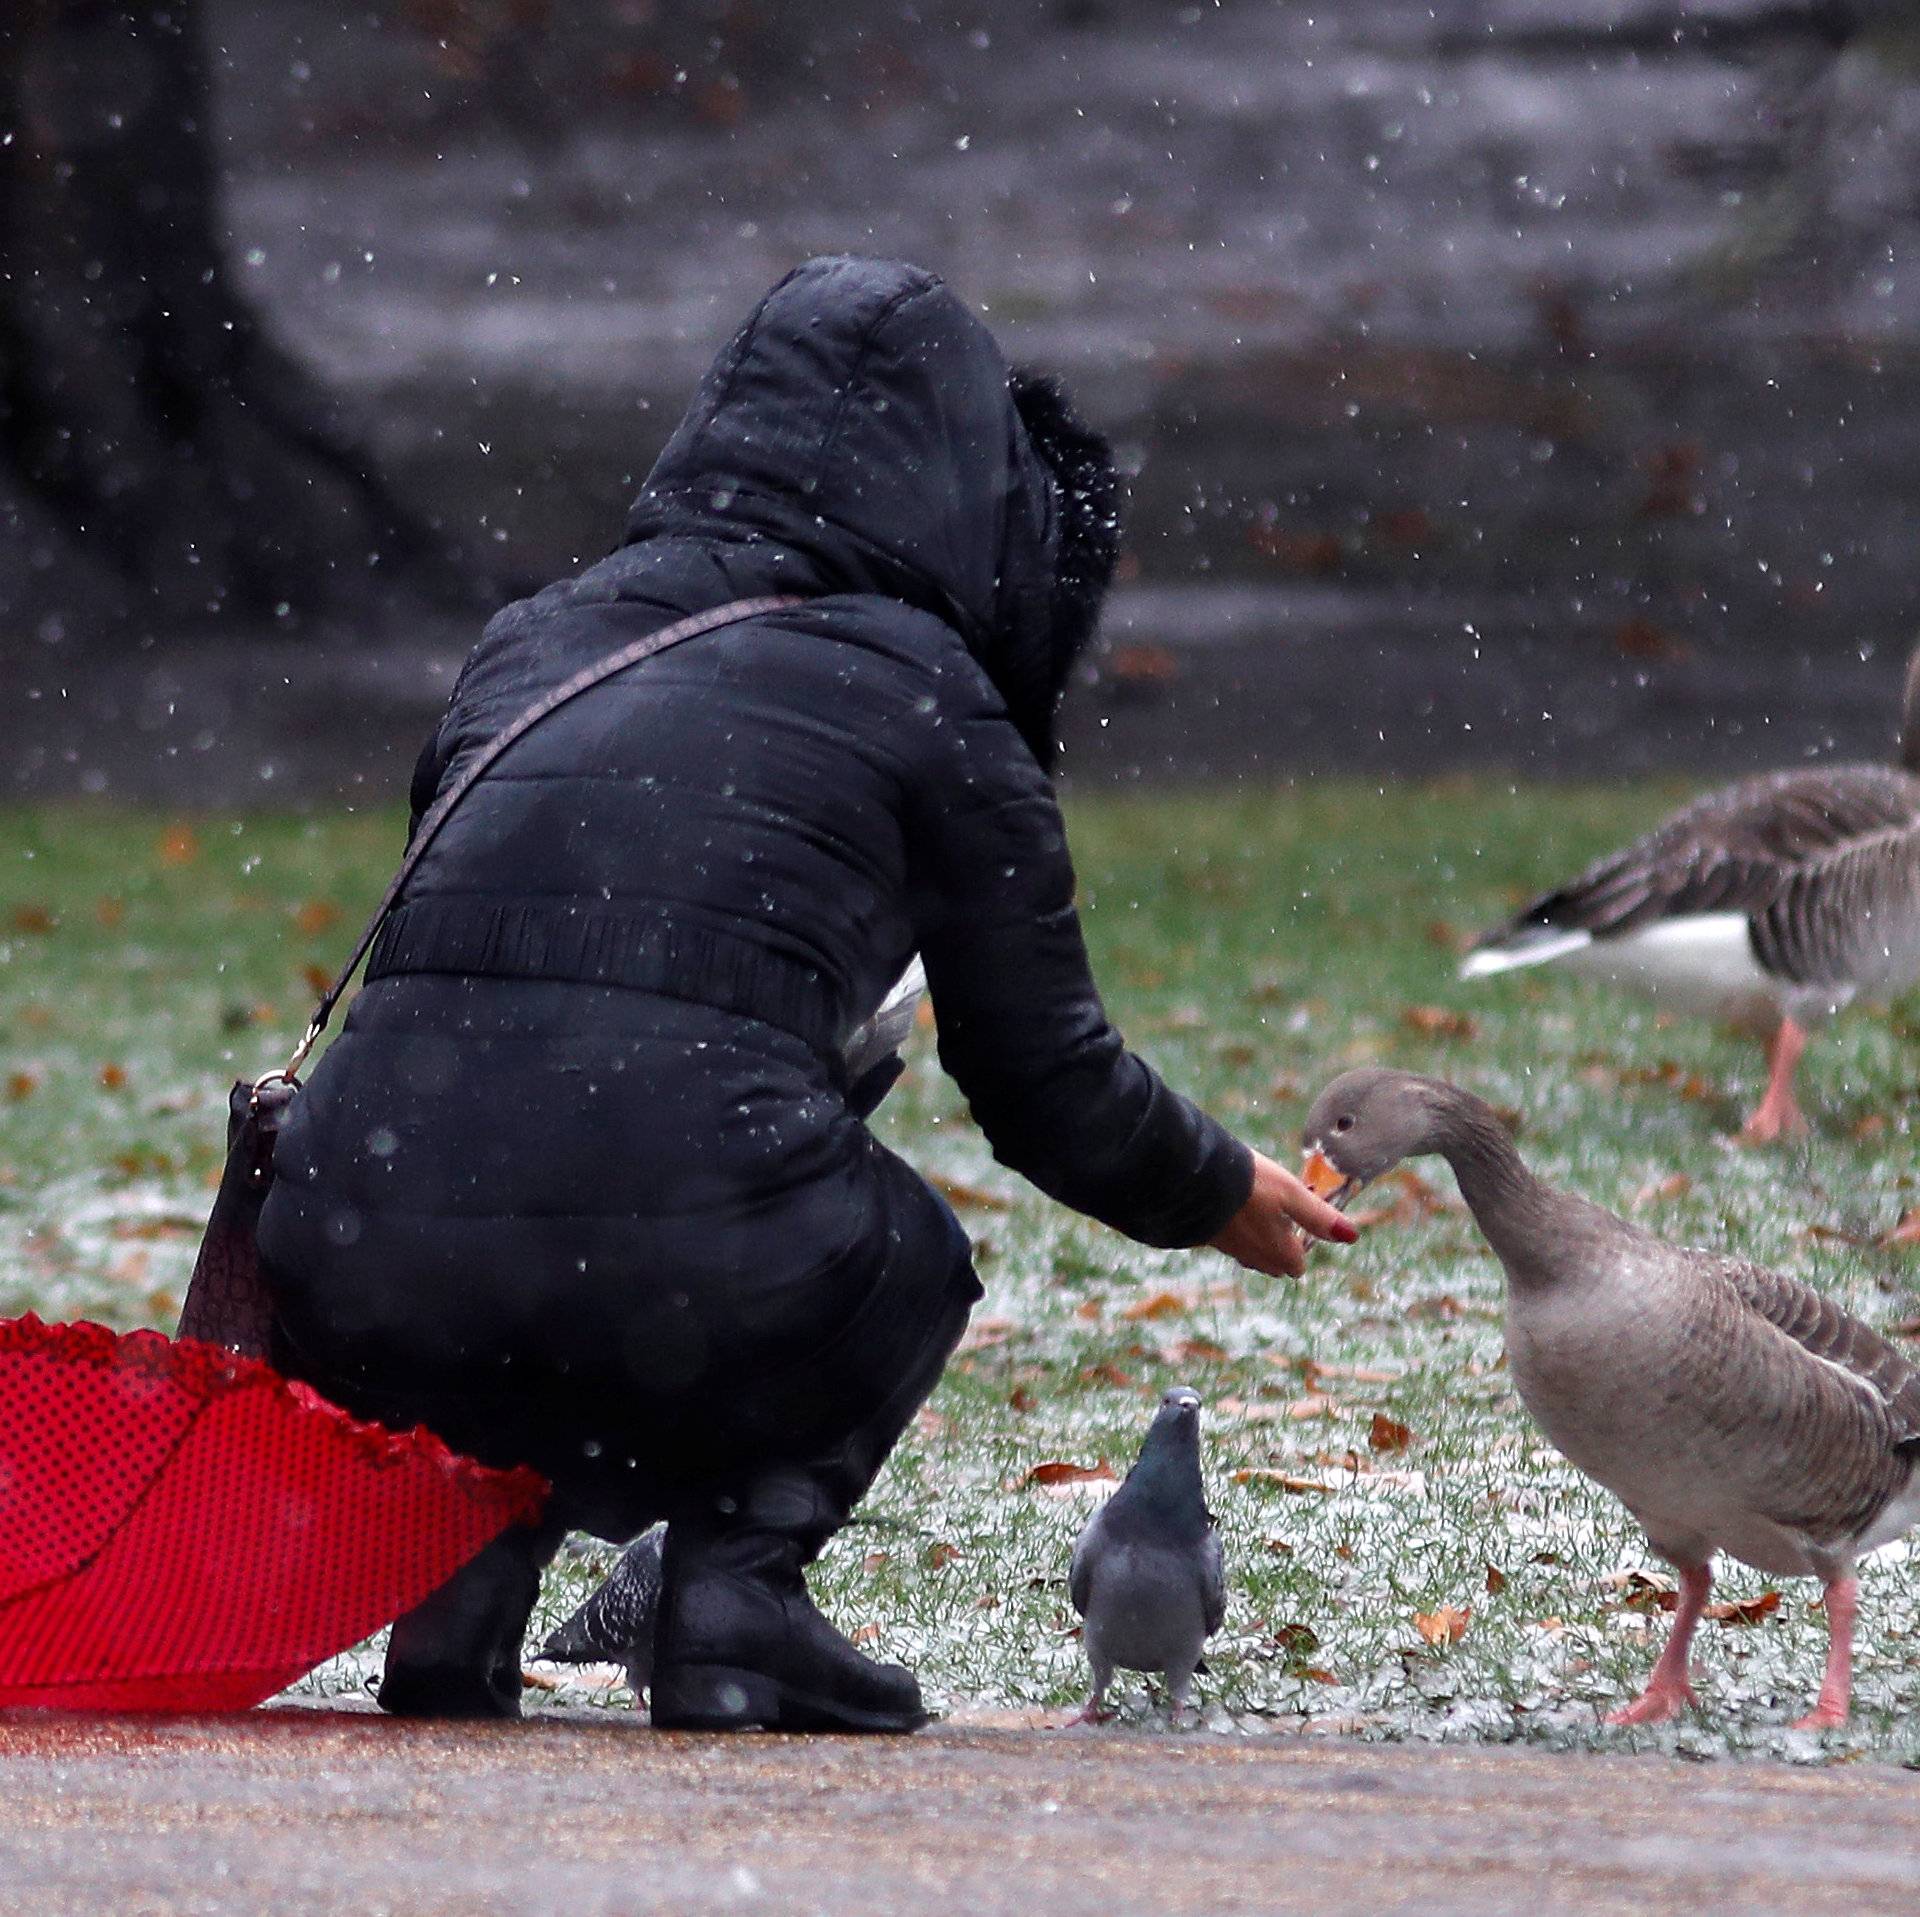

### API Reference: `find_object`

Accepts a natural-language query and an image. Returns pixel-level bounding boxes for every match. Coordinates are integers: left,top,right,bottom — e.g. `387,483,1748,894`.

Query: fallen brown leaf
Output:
1232,1469,1340,1494
1283,1393,1344,1421
1022,1460,1116,1489
929,1174,1011,1212
294,899,343,938
1605,1569,1677,1612
1368,1412,1414,1454
1705,1591,1780,1626
1484,1564,1508,1596
1413,1605,1471,1648
959,1317,1017,1351
9,905,56,935
111,1217,199,1242
1884,1209,1920,1249
157,824,199,867
1400,1005,1478,1041
98,1063,127,1091
1167,1336,1228,1365
925,1541,961,1571
1632,1172,1693,1210
1078,1362,1134,1389
6,1073,39,1102
1119,1289,1188,1322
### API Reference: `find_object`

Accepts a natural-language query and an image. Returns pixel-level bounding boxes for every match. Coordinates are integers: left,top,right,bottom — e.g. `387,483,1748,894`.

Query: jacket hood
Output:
623,256,1118,765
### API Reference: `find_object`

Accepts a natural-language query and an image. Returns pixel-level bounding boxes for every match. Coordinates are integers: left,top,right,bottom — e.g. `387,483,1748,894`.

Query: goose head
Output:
1299,1067,1454,1206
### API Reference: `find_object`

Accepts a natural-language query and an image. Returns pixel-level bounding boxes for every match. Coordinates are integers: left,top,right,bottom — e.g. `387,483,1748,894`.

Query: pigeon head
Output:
1106,1384,1208,1532
1154,1386,1201,1429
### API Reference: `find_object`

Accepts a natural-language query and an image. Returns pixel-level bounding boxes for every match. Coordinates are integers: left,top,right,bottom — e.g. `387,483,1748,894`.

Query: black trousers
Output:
373,1261,978,1694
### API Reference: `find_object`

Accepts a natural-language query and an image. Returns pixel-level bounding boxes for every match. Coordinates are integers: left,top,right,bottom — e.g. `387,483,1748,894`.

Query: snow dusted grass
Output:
5,784,1920,1759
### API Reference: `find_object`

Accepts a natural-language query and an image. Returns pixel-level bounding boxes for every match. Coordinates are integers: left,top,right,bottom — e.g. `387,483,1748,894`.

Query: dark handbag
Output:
178,595,801,1358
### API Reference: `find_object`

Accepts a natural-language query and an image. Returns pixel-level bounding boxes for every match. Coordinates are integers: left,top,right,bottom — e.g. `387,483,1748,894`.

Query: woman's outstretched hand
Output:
1207,1149,1359,1278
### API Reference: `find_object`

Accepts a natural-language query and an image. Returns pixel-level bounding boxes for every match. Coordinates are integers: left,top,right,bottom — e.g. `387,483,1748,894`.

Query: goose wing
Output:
1745,816,1920,994
1473,766,1920,947
1713,1256,1920,1447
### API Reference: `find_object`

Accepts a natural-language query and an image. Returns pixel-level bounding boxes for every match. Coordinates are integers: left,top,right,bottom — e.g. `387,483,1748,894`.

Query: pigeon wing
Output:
1199,1522,1226,1638
540,1524,666,1664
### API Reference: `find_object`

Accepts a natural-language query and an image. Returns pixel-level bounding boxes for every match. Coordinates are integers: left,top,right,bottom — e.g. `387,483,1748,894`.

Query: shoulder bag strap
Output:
276,593,801,1080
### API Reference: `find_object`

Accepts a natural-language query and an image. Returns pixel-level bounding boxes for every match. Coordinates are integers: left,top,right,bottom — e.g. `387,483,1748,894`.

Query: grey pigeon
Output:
1068,1387,1225,1720
538,1524,665,1695
840,957,927,1117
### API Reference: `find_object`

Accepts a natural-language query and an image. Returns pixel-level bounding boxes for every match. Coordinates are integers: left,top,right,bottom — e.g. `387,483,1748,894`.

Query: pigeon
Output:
1068,1387,1225,1721
841,957,927,1118
538,1524,665,1696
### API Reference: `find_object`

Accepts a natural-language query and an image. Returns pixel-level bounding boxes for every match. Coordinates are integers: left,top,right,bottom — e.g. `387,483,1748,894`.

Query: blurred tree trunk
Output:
0,0,474,634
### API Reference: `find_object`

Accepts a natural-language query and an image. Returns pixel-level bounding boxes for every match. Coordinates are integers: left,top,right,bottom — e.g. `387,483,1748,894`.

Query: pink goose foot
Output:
1739,1018,1809,1144
1605,1672,1699,1727
1790,1576,1856,1732
1606,1563,1711,1727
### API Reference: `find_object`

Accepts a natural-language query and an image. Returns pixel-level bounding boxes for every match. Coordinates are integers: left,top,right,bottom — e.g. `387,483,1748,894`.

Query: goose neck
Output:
1425,1088,1559,1275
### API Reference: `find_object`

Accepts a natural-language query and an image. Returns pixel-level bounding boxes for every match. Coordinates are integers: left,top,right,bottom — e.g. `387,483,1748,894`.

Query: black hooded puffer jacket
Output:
257,258,1253,1518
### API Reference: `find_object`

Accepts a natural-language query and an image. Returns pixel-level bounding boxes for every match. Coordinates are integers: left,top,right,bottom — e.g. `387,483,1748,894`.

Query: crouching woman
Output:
257,257,1349,1732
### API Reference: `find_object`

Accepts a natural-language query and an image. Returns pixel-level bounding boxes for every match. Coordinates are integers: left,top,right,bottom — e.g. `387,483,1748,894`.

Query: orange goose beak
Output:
1301,1147,1362,1210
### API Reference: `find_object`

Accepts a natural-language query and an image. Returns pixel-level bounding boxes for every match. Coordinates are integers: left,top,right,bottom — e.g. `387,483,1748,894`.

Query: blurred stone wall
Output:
11,0,1920,792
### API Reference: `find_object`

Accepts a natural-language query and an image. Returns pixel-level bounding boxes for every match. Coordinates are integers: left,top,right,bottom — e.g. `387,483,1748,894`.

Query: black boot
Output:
378,1517,565,1720
651,1494,927,1733
650,1267,975,1734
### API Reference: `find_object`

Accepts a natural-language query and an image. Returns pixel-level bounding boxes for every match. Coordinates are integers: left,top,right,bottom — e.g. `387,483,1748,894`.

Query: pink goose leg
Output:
1791,1576,1857,1732
1607,1563,1711,1726
1740,1017,1809,1144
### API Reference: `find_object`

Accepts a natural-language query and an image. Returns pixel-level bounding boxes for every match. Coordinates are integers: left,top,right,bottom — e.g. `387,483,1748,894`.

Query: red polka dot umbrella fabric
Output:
0,1317,548,1711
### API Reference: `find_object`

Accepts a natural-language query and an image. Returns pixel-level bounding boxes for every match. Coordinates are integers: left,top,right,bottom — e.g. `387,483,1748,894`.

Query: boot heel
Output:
651,1663,786,1731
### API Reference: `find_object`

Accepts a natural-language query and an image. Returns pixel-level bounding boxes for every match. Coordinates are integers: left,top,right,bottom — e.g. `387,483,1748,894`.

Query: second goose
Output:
1461,647,1920,1141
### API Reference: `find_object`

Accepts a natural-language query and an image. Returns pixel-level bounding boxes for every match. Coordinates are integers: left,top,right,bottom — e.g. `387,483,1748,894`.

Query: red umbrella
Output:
0,1316,548,1711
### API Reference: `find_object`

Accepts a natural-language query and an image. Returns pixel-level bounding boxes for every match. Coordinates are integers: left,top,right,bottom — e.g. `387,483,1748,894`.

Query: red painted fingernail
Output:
1331,1218,1359,1243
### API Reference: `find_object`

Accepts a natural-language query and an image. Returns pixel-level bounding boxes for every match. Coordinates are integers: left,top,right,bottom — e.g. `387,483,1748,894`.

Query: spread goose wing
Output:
1476,767,1920,945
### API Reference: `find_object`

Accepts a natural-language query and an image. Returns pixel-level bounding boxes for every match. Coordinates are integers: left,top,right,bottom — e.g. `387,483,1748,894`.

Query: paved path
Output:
3,1709,1917,1916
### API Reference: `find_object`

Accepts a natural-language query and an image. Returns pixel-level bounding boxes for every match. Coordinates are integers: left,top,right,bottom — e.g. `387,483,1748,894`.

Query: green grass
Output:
4,782,1920,1759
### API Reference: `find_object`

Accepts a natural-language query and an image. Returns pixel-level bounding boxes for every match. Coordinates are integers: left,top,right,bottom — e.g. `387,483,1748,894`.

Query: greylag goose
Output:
1460,647,1920,1141
1069,1387,1224,1722
1300,1067,1920,1729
